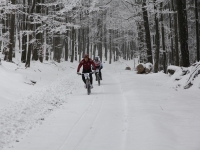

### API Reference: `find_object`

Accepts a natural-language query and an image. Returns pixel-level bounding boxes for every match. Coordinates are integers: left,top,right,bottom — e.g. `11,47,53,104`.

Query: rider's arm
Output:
100,61,103,69
91,60,95,70
77,61,83,72
91,61,96,70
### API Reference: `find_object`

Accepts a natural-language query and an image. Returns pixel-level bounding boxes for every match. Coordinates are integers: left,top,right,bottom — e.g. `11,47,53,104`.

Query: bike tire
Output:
88,85,91,95
86,80,91,95
97,74,100,86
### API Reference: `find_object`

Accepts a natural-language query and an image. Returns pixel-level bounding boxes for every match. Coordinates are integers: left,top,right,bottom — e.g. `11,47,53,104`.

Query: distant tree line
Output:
0,0,136,67
0,0,199,74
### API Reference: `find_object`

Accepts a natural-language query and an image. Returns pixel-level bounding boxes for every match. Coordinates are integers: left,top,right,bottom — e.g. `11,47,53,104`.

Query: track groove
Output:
58,86,103,150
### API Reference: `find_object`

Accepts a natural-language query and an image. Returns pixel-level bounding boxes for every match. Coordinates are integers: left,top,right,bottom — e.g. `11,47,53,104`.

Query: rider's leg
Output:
99,70,102,80
82,74,86,84
95,72,97,81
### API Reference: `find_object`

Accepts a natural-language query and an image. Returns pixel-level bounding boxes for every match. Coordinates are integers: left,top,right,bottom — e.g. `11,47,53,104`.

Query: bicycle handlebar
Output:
77,72,94,75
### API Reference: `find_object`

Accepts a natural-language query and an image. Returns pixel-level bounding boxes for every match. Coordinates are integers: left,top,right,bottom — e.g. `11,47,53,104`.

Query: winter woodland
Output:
0,0,199,69
1,0,200,150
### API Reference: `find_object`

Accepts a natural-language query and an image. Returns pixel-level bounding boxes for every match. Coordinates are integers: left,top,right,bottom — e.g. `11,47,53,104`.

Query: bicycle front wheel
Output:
86,79,91,95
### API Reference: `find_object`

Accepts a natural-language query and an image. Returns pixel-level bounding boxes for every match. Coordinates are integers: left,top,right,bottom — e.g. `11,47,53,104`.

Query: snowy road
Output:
3,61,200,150
4,70,131,150
58,72,129,150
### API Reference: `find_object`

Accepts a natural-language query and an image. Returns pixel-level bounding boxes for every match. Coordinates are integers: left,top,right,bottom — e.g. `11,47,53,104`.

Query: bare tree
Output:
154,0,160,73
195,0,199,61
177,0,190,67
160,2,167,73
8,0,15,62
142,0,153,64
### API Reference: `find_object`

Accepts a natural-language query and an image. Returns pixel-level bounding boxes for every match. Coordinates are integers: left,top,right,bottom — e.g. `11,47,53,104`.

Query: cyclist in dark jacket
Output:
77,54,96,88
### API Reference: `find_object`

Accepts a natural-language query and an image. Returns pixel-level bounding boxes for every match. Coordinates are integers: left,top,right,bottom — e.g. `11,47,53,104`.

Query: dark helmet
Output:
94,56,99,61
84,54,89,58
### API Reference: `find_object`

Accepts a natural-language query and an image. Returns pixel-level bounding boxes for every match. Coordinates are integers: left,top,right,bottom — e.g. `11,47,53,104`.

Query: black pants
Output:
82,69,93,84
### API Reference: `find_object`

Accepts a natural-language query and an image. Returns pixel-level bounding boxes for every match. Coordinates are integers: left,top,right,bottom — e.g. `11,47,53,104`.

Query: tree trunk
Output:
177,0,190,67
169,6,174,65
172,0,179,66
160,3,167,73
82,28,85,57
137,21,145,62
8,0,15,62
21,0,27,63
53,34,61,62
75,29,77,61
65,17,69,61
142,0,153,63
70,27,75,62
90,44,92,58
78,29,81,62
25,0,36,67
33,0,42,62
0,27,2,52
154,0,160,73
195,0,199,62
109,29,112,64
45,6,49,61
65,31,69,61
93,44,96,60
87,27,89,56
99,30,103,62
104,25,107,61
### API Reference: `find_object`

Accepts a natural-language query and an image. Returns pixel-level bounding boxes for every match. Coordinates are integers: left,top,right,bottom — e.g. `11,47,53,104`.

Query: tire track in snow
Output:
59,71,129,150
107,72,129,150
58,86,104,150
73,85,106,150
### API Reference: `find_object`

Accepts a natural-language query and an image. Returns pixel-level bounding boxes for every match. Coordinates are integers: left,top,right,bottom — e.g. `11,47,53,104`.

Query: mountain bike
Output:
78,72,94,95
96,69,100,86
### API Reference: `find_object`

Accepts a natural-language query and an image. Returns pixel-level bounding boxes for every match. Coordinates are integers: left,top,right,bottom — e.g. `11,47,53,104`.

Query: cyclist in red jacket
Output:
77,54,96,88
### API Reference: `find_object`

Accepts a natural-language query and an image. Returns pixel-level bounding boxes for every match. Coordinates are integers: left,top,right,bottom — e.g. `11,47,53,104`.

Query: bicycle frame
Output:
83,73,90,80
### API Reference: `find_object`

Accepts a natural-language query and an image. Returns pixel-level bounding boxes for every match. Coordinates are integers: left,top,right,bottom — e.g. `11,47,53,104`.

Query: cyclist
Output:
77,54,96,88
92,56,103,80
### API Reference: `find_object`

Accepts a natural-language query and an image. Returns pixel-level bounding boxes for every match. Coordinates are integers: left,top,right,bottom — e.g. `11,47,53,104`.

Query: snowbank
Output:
166,63,200,90
0,60,79,148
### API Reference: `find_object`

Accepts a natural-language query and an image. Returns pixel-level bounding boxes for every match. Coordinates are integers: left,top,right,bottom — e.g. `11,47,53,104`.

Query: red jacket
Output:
77,58,96,72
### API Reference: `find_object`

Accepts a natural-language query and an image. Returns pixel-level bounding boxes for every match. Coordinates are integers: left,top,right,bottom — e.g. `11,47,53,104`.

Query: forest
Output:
0,0,199,73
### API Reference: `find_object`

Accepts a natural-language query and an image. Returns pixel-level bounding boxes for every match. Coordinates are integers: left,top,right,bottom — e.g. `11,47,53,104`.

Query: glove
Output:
77,72,80,75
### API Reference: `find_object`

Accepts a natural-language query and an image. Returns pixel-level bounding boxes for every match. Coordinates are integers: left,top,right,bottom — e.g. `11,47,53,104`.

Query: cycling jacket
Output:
77,58,96,72
93,60,103,69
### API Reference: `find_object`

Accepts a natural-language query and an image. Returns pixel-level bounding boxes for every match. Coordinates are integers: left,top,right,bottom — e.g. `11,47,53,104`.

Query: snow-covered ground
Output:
1,59,200,150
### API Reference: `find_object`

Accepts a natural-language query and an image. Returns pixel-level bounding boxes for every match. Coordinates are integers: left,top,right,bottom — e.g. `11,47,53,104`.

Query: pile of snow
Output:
145,62,153,70
166,63,200,90
167,65,181,72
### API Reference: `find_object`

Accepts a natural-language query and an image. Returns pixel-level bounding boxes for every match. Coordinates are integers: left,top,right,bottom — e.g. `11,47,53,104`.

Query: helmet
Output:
94,56,99,61
84,54,89,58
